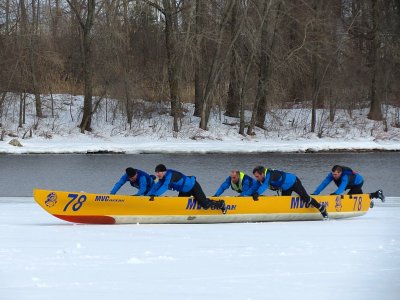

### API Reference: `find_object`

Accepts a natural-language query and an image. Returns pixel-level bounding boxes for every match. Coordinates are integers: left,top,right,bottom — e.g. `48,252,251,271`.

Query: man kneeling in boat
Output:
147,164,227,214
252,166,328,220
313,165,384,208
214,170,259,197
110,168,155,196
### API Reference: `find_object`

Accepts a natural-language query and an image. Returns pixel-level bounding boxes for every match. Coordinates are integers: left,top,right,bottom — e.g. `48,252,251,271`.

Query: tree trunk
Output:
30,0,43,118
5,0,10,34
367,0,383,120
80,18,94,132
255,1,281,128
29,36,43,118
225,0,240,118
162,0,180,132
311,53,318,133
310,0,323,133
247,1,271,135
194,0,204,117
19,93,25,128
0,92,6,125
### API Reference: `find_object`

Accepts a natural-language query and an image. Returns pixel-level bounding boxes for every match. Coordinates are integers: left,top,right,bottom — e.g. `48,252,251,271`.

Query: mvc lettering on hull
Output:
95,195,125,203
185,198,237,211
290,197,328,209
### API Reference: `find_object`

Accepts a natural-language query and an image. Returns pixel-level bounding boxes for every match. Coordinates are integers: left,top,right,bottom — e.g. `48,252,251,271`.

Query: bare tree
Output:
145,0,181,133
247,0,274,135
225,0,240,118
367,0,383,120
20,0,43,118
193,0,205,117
67,0,96,133
199,0,235,130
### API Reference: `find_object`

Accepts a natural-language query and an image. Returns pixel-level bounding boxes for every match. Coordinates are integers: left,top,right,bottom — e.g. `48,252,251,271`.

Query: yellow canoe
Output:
33,189,370,224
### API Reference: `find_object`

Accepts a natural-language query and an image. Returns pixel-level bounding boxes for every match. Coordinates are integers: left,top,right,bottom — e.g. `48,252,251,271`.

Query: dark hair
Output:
253,166,265,175
155,164,167,172
126,167,137,177
332,165,343,172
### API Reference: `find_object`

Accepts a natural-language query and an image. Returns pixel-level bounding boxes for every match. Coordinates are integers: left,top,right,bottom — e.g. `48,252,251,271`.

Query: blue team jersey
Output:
147,170,196,196
110,170,154,196
313,171,364,195
256,169,297,195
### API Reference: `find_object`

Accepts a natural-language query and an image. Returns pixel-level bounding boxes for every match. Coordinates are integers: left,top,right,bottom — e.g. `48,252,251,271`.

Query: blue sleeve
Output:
110,174,128,195
214,177,231,196
148,172,172,196
313,173,333,195
135,176,148,196
334,175,348,195
256,173,270,195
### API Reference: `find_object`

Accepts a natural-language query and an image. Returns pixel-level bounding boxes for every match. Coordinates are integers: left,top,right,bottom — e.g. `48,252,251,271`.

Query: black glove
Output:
252,193,259,201
149,196,155,201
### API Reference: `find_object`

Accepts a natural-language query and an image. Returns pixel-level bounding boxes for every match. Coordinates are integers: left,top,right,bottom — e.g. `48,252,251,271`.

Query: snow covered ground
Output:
1,198,399,300
0,94,399,154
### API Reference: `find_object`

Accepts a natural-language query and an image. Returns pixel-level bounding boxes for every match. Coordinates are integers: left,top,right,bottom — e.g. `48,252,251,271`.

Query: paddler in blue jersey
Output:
110,168,155,196
313,165,384,207
147,164,227,214
214,170,259,197
252,166,328,220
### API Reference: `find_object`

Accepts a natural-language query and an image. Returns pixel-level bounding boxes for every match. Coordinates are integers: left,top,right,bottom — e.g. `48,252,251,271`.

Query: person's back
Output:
313,165,364,195
147,164,227,214
110,168,154,196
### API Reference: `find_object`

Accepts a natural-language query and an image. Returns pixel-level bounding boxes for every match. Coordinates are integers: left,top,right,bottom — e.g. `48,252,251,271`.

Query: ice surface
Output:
1,198,399,300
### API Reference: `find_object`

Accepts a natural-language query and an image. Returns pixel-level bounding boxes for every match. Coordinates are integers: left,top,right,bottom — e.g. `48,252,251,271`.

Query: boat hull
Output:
33,189,370,224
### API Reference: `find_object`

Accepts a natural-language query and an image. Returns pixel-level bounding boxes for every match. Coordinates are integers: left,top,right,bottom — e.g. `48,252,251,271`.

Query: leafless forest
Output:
0,0,399,135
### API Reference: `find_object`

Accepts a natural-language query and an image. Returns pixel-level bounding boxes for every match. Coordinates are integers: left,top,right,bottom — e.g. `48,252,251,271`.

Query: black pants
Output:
178,181,212,209
347,183,363,195
282,177,321,209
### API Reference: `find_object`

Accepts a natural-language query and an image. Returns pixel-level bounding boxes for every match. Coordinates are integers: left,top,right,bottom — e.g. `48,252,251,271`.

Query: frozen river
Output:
0,198,399,300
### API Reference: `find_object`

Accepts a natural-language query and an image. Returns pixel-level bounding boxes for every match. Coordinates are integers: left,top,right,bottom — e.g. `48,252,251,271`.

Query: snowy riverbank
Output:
1,94,399,154
1,135,400,154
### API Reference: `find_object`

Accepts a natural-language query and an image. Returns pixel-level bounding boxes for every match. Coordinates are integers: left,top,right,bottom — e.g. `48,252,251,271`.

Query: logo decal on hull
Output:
335,196,342,212
45,192,57,207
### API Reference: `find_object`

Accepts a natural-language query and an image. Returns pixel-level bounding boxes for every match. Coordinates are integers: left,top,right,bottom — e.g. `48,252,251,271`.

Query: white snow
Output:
1,198,399,300
1,94,399,154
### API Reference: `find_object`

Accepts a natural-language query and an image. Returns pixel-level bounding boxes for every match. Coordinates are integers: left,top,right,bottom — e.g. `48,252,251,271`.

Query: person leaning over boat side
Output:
147,164,227,214
214,170,260,197
110,168,155,196
252,166,328,220
312,165,384,207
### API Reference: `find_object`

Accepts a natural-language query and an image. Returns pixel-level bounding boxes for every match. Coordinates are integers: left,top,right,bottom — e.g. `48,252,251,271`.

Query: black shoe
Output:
319,203,329,220
218,200,227,214
377,189,385,202
211,200,227,214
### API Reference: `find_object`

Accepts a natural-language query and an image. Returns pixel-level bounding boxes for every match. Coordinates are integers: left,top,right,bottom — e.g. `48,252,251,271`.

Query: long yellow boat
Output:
33,189,371,224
